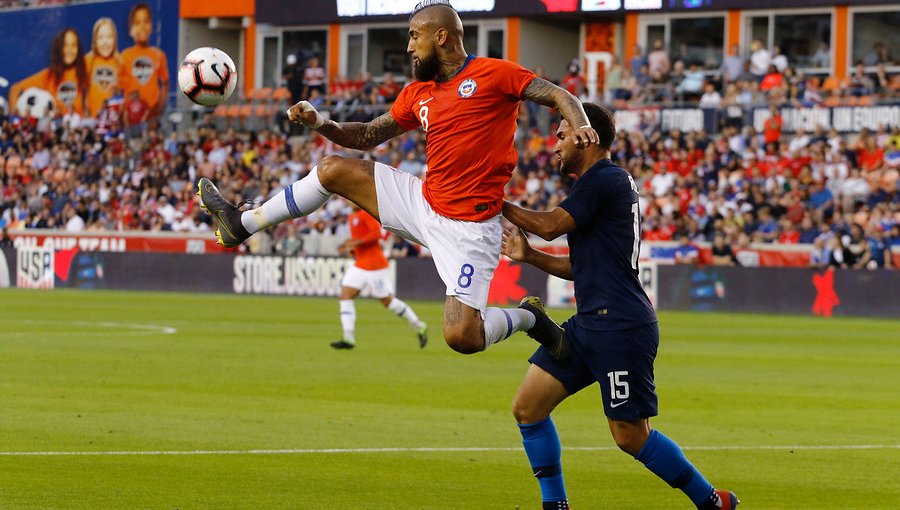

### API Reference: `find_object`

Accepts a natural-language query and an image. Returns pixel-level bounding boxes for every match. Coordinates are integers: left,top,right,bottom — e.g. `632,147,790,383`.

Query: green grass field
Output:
1,288,898,509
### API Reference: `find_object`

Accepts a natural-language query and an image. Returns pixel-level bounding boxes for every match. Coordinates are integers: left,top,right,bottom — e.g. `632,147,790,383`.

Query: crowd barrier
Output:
614,103,900,134
13,230,897,267
3,246,897,319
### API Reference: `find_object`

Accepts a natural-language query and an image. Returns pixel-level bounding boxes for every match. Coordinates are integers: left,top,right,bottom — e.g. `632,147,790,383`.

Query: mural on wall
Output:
0,0,178,119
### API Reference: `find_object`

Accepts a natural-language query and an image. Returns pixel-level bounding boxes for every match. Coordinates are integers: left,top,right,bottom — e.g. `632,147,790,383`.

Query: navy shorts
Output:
529,318,660,421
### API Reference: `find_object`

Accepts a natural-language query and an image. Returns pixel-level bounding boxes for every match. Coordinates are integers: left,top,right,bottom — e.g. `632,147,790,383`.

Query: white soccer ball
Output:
178,47,237,107
15,87,56,118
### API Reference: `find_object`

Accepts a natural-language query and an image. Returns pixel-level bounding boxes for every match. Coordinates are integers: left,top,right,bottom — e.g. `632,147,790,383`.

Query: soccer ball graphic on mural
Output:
15,87,56,118
178,47,237,106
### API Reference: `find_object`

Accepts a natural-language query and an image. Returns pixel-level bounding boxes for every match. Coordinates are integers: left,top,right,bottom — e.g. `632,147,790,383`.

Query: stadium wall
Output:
3,248,897,319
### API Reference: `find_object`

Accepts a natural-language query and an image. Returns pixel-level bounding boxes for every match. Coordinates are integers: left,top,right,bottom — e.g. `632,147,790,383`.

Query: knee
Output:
443,327,483,355
316,155,344,189
511,396,545,425
610,422,649,456
613,435,642,456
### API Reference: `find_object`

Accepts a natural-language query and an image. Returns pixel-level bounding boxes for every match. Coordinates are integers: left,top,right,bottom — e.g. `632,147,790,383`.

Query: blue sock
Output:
518,417,567,504
635,429,714,507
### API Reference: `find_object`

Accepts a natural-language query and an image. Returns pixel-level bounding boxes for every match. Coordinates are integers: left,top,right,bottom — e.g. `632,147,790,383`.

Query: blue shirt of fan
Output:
559,158,656,330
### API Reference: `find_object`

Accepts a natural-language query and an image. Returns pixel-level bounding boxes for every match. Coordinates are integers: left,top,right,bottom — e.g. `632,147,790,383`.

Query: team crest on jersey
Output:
457,79,476,98
132,57,154,85
93,65,118,91
56,81,77,107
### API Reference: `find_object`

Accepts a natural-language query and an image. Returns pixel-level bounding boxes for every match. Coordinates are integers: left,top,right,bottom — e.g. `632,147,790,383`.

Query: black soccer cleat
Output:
196,178,251,248
330,339,356,350
519,296,570,361
416,323,428,349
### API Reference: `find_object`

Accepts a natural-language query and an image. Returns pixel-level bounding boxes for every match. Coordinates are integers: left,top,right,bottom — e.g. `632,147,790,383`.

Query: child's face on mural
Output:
96,23,116,57
63,30,79,66
131,8,152,44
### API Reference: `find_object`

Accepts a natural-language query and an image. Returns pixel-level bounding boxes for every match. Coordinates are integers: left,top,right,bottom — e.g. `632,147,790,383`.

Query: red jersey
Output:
349,210,388,271
390,56,536,221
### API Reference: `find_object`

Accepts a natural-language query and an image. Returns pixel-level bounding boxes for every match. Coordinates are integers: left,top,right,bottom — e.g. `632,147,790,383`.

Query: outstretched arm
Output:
502,227,572,281
522,77,599,148
286,102,408,151
502,200,577,242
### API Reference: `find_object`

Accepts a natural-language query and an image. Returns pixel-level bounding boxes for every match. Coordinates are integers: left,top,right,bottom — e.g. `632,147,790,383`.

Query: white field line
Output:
1,444,897,457
1,320,176,336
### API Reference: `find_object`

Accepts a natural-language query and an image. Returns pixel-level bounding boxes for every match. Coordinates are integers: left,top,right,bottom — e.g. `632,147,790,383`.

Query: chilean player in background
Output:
332,204,428,350
198,0,599,358
502,103,739,510
120,3,168,118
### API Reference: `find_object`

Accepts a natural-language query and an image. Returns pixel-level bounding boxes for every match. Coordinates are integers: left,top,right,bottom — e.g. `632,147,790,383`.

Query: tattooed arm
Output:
286,103,408,151
522,77,599,148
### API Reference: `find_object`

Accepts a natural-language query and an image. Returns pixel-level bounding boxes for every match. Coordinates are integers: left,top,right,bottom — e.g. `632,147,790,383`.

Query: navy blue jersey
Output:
559,159,656,330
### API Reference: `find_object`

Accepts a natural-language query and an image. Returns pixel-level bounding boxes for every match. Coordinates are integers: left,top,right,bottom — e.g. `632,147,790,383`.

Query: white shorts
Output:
374,162,502,312
341,265,394,299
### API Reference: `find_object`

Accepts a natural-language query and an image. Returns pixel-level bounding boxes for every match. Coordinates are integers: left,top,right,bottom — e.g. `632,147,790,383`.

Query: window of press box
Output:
262,36,279,88
669,17,725,70
283,30,329,71
367,26,479,79
746,14,832,69
773,13,830,69
852,11,900,67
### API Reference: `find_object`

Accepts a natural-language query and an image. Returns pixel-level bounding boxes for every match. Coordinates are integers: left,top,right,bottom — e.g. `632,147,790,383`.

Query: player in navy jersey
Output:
501,103,739,510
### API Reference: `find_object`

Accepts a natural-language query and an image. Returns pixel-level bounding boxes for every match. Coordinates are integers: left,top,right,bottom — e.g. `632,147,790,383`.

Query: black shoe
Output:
196,178,251,247
416,323,428,349
330,339,355,350
519,296,570,360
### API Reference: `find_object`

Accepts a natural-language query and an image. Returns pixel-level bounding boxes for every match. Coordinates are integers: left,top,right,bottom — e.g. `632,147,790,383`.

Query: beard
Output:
413,52,440,82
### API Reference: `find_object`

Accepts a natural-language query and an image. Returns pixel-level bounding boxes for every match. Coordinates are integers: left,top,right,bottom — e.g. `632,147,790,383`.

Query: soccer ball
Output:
15,87,56,118
178,47,237,107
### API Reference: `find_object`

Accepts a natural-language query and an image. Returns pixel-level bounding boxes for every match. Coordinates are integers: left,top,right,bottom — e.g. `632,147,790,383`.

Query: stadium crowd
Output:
1,47,898,269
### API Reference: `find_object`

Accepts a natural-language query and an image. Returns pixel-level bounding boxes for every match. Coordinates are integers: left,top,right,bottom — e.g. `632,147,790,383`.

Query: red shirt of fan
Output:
349,209,388,271
390,56,536,222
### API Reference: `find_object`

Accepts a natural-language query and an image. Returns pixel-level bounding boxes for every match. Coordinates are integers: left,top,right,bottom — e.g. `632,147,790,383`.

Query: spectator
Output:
648,39,671,77
771,45,789,73
760,65,785,92
604,55,623,103
282,53,304,104
0,228,13,248
123,90,148,138
809,236,829,268
866,227,893,270
749,40,771,79
762,107,783,145
276,221,305,256
673,236,699,264
827,236,853,269
848,62,874,97
698,83,722,109
710,233,738,266
718,44,744,84
302,55,327,98
676,62,705,98
811,42,830,68
560,59,585,98
397,150,424,178
862,41,890,66
630,43,648,79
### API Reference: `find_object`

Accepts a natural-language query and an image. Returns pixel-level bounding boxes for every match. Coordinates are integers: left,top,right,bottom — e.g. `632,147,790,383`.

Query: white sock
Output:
339,299,356,343
241,166,332,234
387,297,423,330
483,307,535,349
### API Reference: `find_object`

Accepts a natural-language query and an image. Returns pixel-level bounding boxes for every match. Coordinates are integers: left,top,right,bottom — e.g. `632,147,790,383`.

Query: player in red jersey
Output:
198,0,598,357
331,204,428,350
